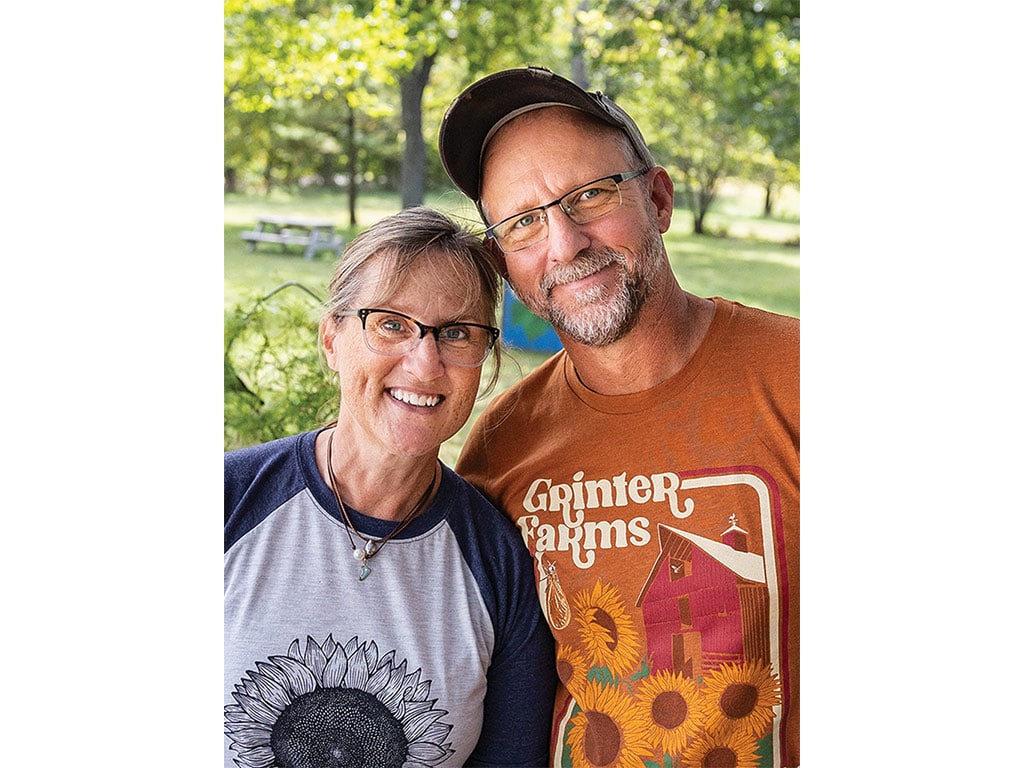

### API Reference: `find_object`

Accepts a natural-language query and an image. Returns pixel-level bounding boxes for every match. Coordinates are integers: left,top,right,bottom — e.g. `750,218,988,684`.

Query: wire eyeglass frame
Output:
483,168,651,254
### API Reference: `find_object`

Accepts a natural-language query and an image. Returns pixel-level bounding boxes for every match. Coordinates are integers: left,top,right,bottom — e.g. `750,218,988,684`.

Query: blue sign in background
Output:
500,285,563,353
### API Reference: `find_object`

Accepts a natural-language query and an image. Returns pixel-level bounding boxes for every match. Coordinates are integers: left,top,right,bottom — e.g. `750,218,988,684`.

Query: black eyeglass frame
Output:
483,168,651,253
338,308,501,367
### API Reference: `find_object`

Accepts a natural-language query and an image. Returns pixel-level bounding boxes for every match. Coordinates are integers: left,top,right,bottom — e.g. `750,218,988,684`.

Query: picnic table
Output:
240,215,346,260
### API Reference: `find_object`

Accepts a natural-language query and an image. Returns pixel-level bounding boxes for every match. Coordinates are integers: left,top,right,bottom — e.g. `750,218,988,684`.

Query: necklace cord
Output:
325,430,439,562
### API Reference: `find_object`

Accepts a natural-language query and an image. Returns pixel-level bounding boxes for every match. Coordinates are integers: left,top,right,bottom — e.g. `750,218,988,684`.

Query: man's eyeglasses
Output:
484,168,650,254
338,308,500,367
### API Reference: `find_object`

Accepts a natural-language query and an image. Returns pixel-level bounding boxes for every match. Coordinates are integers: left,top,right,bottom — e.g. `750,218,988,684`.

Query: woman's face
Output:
322,251,491,460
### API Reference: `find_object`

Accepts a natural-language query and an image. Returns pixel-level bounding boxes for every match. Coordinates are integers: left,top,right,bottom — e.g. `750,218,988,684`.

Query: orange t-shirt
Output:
457,297,800,767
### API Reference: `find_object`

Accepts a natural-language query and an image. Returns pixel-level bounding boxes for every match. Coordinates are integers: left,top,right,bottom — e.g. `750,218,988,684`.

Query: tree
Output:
566,0,799,233
224,0,798,222
224,0,405,221
391,0,561,208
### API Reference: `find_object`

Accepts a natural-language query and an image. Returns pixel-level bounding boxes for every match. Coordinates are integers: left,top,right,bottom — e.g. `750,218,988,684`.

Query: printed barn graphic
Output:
636,517,771,678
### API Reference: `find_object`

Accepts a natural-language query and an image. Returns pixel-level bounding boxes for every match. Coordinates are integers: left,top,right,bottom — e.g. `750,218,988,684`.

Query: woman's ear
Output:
320,316,342,372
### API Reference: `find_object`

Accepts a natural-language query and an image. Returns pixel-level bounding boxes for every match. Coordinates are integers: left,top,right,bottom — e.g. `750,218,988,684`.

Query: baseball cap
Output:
438,66,655,201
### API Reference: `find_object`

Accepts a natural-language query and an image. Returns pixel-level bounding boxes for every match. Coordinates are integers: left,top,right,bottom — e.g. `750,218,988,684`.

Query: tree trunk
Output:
399,54,435,209
571,1,590,89
347,102,358,228
763,183,774,217
688,187,705,234
692,168,721,235
263,150,274,195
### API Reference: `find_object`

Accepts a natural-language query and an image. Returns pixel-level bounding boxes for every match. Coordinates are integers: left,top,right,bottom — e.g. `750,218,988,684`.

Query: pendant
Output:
351,540,377,581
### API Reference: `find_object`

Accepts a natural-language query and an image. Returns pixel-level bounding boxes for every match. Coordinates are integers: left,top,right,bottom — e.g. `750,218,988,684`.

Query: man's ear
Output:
648,167,675,234
485,237,510,279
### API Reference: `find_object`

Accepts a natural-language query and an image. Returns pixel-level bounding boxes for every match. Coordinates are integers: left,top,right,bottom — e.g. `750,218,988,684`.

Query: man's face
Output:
480,107,667,347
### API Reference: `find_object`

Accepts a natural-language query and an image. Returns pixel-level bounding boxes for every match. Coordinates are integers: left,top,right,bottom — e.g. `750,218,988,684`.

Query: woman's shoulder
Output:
441,465,524,546
224,431,319,551
225,432,304,471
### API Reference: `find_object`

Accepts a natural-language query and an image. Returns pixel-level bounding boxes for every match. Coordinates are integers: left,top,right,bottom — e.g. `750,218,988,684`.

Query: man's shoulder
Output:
720,297,798,329
714,298,799,350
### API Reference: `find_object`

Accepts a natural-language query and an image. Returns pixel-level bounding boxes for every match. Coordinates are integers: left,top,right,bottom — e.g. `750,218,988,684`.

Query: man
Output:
440,66,799,767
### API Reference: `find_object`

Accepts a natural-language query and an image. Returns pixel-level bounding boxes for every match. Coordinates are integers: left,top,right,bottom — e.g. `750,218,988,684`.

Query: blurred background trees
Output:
224,0,799,233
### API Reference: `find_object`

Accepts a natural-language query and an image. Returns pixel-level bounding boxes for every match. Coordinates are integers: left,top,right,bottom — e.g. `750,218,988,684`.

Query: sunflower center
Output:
556,657,575,686
593,608,619,650
270,686,407,768
719,681,758,719
702,746,738,767
583,710,621,766
652,690,687,729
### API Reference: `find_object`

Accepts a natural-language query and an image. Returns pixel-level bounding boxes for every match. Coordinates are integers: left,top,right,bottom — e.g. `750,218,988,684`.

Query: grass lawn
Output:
225,181,799,464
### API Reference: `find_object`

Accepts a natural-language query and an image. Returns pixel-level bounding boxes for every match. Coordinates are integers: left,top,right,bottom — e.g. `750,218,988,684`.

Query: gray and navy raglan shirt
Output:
224,430,555,768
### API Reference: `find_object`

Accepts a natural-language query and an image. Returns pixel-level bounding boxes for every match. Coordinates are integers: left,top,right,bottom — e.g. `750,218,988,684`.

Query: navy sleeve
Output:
446,471,556,767
224,434,308,553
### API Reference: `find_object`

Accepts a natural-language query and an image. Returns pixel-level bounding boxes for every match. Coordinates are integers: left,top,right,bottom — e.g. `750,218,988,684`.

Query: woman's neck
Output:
315,425,440,521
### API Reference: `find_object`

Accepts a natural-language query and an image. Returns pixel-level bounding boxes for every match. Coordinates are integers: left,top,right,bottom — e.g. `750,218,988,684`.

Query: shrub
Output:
224,282,337,450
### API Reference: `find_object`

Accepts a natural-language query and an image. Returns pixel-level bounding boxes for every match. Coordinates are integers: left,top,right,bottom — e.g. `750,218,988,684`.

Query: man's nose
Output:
543,206,592,263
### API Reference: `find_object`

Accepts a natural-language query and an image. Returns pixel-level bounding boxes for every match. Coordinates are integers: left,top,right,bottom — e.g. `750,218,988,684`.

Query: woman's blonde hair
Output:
321,206,503,393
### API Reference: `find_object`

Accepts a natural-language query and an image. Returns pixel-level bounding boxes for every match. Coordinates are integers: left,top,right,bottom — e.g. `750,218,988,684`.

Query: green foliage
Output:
224,281,338,450
222,0,798,231
224,0,411,193
568,0,799,233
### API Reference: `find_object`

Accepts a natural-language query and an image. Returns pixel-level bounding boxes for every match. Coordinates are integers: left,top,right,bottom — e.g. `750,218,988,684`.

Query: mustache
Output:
540,248,625,293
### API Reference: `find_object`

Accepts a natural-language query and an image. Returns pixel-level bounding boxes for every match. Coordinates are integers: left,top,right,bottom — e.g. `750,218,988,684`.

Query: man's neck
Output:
561,288,715,396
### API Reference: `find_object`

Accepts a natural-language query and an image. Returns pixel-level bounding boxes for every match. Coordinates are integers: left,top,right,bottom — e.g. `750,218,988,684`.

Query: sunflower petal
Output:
231,691,279,727
302,635,329,678
233,743,276,768
321,645,349,688
406,739,454,762
223,722,273,748
268,654,318,696
250,670,292,712
403,705,447,741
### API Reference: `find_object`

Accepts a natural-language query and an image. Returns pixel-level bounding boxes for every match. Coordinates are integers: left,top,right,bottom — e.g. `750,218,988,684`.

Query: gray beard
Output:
517,229,663,346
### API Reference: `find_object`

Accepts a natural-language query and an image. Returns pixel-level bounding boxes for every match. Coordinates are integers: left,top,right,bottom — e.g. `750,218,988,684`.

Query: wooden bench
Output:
241,217,346,260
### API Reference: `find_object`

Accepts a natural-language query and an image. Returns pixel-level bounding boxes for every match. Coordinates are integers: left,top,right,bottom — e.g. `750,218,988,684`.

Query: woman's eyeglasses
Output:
338,308,500,367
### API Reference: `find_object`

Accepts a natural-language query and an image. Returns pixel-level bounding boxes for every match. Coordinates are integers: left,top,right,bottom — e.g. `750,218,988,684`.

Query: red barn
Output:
636,518,770,679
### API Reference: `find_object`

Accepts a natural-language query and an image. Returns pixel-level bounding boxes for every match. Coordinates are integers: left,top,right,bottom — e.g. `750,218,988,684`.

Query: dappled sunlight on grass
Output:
663,230,799,318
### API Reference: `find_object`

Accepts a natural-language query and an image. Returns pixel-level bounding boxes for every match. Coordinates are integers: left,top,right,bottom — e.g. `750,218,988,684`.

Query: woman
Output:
224,207,555,768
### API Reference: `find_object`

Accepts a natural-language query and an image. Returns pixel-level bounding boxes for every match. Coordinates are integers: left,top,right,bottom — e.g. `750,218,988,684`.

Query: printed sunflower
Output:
565,680,653,768
700,660,781,740
634,669,707,757
572,580,643,681
224,634,454,768
556,644,590,699
677,727,762,768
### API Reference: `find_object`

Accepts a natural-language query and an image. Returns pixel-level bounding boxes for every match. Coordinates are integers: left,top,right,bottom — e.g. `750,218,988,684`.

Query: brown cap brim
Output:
439,66,653,202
